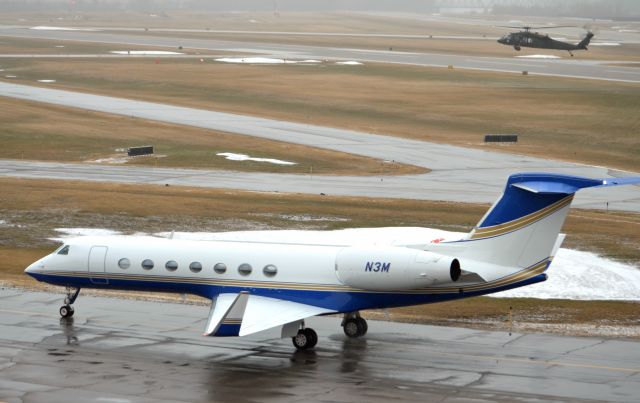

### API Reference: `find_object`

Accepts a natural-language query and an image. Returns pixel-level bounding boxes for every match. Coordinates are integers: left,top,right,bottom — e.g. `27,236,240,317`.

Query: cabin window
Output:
118,258,131,269
141,259,154,270
263,264,278,277
238,263,252,276
214,263,226,274
165,260,178,271
189,262,202,273
57,245,70,255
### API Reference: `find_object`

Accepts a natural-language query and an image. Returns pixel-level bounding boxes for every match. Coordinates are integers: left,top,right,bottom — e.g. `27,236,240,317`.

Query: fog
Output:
1,1,639,19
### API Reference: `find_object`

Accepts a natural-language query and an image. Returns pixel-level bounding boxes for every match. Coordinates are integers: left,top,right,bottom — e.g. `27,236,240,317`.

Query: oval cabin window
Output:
214,263,227,274
263,264,278,277
238,263,252,276
165,260,178,271
141,259,154,270
189,262,202,273
118,258,131,269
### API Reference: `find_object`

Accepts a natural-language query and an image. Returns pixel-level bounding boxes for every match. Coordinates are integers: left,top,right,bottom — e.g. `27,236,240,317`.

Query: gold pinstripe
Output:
38,257,551,296
471,195,573,239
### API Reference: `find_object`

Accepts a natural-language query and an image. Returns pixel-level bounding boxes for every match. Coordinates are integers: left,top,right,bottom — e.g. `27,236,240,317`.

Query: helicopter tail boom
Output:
577,32,594,50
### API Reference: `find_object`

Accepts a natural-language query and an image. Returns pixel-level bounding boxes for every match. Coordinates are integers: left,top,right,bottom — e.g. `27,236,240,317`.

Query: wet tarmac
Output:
1,288,639,402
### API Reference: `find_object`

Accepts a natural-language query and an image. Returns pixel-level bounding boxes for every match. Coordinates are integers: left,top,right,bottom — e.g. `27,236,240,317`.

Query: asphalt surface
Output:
1,81,639,212
1,288,639,402
2,26,640,83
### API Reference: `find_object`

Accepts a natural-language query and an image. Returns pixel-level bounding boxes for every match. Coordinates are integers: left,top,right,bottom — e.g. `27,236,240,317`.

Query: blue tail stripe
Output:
480,186,565,228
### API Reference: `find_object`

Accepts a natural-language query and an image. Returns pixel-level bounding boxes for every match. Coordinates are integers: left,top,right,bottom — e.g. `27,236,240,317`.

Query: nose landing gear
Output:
60,287,80,318
342,312,368,338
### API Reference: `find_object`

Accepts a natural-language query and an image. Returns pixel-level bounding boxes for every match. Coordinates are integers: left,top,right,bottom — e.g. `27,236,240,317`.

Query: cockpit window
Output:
57,245,70,255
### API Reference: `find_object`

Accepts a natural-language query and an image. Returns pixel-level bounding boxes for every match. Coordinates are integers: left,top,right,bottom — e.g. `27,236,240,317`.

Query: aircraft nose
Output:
25,259,45,275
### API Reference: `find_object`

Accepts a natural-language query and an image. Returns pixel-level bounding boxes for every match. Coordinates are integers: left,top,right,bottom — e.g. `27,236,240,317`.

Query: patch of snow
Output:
618,29,639,33
29,26,99,31
54,45,65,48
336,61,363,65
215,57,298,64
37,79,56,83
217,152,296,165
5,75,17,78
110,50,183,55
590,42,621,46
50,228,122,242
516,54,561,59
249,19,259,23
492,248,640,300
88,156,129,164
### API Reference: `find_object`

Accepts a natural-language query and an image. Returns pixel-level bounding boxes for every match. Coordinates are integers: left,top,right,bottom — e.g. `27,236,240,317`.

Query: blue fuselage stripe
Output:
27,272,547,312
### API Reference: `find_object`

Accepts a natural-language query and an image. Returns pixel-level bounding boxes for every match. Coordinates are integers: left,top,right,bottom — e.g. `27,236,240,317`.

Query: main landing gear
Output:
291,312,369,350
291,321,318,350
342,312,368,338
60,287,80,318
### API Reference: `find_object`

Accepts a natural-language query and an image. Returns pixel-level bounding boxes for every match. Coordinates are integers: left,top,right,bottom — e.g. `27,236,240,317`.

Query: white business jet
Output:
25,172,640,350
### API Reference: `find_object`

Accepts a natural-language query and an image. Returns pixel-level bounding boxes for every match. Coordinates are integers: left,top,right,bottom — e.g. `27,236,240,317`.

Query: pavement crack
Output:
501,333,526,348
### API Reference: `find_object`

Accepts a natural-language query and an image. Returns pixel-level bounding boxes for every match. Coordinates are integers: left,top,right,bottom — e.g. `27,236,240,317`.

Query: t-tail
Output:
445,173,640,282
577,31,594,49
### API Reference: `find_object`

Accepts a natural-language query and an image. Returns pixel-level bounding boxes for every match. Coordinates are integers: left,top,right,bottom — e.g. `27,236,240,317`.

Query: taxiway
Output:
1,81,639,212
1,288,639,402
2,26,640,83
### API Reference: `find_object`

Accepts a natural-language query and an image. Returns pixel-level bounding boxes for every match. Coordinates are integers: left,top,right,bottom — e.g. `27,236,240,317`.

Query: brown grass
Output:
2,55,638,172
0,97,424,175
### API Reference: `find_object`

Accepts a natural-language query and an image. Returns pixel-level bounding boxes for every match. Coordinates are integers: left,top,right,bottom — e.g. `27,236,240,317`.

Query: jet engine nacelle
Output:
335,246,461,291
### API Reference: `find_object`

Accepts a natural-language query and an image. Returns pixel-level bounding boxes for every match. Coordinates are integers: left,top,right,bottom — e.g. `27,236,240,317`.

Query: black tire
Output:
356,317,368,336
303,328,318,348
343,318,364,338
59,305,70,318
67,306,75,318
292,329,310,350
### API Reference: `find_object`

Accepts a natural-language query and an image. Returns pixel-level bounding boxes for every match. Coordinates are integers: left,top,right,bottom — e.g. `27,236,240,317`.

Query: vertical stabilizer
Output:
459,173,638,270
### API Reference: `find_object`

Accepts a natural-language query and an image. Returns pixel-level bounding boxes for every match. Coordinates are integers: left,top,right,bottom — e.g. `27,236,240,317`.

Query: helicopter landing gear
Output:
342,312,368,338
291,321,318,350
60,287,80,318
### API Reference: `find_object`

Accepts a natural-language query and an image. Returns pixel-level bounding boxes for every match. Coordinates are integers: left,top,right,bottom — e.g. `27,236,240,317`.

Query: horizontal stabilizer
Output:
239,295,334,337
509,173,640,195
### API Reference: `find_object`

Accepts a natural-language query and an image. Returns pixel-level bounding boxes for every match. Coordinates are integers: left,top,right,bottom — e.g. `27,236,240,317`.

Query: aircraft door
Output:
88,246,109,285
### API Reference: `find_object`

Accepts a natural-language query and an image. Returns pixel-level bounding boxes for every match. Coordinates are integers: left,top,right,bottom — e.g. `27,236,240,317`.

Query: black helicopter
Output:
497,26,594,56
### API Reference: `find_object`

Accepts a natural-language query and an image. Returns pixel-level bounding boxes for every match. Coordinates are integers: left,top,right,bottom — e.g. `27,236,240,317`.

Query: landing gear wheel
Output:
59,305,74,318
292,328,317,350
343,318,365,338
303,328,318,348
356,317,368,336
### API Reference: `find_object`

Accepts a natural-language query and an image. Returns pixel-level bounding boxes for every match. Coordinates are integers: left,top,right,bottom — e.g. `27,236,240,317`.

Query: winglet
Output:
203,292,249,337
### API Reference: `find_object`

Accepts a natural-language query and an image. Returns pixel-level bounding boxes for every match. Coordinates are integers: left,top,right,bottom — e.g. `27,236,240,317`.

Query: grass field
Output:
0,97,423,175
2,53,638,172
1,178,639,337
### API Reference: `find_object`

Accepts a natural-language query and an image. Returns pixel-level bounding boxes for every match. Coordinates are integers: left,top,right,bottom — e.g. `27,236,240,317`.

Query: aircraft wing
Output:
204,293,335,337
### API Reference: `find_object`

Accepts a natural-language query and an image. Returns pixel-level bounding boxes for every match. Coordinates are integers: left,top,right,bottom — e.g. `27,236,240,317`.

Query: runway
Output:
1,81,639,212
2,26,640,83
1,288,639,402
